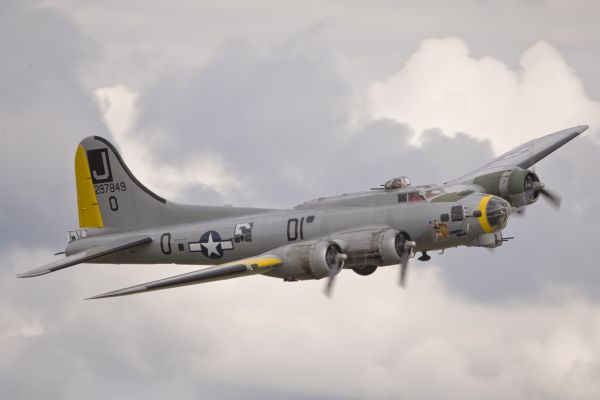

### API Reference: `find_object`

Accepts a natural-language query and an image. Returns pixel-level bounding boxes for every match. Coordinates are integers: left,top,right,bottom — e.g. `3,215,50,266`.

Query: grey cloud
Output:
341,124,494,188
136,33,350,206
135,37,493,208
176,183,224,205
0,0,106,251
40,0,600,100
0,2,104,249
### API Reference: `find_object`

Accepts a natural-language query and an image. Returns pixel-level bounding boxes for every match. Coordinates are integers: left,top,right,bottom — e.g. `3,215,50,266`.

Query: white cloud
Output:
96,84,138,137
136,268,600,399
94,85,240,202
5,247,600,399
368,38,600,153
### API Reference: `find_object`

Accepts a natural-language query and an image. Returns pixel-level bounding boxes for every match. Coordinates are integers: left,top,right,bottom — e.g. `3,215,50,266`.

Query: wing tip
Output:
17,270,49,278
576,124,589,131
85,292,121,300
86,285,149,300
86,292,124,300
85,294,114,300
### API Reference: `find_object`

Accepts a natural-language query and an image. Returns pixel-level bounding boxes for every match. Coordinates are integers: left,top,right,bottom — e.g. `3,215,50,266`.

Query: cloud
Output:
368,38,600,153
0,0,106,251
94,85,229,203
131,33,351,207
129,35,496,209
3,2,600,398
4,247,600,400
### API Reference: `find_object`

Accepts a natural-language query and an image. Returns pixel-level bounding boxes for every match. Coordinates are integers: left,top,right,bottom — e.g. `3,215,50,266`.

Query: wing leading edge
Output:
17,236,152,278
448,125,588,185
87,255,283,299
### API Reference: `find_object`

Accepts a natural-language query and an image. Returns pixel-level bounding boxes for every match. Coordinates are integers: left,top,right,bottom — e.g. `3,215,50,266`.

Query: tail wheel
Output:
352,265,378,276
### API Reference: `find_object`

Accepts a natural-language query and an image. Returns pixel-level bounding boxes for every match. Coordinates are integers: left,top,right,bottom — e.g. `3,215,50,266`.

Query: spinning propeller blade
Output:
533,181,561,209
539,187,561,208
324,253,347,297
399,241,416,287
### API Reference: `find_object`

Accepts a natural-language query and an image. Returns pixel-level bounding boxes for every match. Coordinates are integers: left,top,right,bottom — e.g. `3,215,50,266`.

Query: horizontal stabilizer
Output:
17,236,152,278
87,255,282,299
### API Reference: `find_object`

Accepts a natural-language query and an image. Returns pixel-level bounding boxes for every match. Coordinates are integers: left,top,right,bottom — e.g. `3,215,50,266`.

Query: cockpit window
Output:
486,197,510,230
399,191,427,203
424,189,443,199
408,191,425,203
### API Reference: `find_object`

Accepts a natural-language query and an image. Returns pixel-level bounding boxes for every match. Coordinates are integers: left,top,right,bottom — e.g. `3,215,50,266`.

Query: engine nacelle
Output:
333,228,410,268
265,240,344,281
472,168,540,208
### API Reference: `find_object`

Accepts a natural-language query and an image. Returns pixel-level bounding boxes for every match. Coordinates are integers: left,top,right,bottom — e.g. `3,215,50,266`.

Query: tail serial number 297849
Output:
94,182,127,195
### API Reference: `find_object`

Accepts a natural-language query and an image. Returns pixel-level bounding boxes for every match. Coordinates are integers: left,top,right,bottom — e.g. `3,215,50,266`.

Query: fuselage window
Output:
398,193,408,203
451,205,464,222
306,215,315,223
440,213,450,222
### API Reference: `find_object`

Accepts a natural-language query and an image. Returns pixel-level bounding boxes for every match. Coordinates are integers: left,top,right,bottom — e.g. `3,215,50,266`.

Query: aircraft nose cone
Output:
486,196,511,231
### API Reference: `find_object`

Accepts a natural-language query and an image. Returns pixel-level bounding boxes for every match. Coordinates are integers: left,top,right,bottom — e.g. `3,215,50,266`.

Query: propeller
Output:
324,250,347,297
515,173,562,217
399,240,417,287
532,181,562,209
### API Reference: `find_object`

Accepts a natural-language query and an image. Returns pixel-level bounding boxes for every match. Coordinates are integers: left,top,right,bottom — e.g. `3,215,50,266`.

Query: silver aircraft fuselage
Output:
66,188,510,272
19,125,586,298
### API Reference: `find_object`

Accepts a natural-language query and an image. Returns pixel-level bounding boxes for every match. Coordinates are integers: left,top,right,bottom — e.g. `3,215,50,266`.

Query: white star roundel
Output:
188,230,234,259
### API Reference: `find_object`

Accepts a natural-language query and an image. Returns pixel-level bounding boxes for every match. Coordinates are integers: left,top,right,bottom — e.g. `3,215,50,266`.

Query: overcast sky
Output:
2,1,600,399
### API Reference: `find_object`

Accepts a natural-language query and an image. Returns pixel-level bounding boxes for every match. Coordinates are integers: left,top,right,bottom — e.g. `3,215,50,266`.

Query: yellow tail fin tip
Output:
75,145,104,228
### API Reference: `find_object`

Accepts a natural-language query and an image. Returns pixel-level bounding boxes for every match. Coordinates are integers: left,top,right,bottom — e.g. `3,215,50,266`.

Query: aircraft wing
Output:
87,255,283,299
17,236,152,278
447,125,588,185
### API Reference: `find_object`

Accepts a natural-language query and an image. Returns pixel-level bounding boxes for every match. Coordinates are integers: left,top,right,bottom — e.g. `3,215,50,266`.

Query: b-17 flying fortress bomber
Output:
19,125,588,298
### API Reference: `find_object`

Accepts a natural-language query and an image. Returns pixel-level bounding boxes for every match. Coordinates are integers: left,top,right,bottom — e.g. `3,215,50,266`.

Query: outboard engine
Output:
473,168,541,208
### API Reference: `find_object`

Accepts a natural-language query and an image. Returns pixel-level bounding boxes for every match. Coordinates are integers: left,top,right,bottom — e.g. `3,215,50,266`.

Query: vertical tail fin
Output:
75,136,166,231
75,136,274,232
